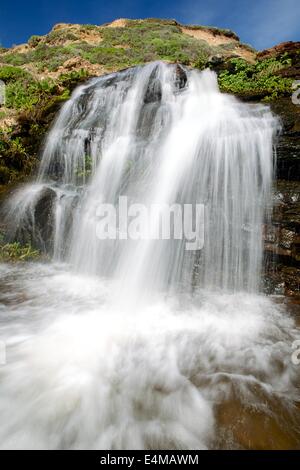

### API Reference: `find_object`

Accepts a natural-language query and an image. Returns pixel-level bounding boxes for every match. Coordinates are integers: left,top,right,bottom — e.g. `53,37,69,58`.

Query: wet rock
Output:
263,180,300,298
207,55,224,67
33,187,57,252
174,64,187,90
4,186,57,254
241,94,300,181
270,98,300,181
205,55,229,73
144,67,162,104
144,64,187,104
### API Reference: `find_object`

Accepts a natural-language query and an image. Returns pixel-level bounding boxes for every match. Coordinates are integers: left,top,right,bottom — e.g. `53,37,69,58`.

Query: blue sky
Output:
0,0,299,50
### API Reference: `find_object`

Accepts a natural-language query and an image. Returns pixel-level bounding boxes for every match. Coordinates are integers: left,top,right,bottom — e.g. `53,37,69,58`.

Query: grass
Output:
0,241,41,262
0,229,44,262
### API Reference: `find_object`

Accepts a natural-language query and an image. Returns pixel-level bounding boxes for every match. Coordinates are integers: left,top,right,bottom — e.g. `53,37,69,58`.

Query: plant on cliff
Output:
0,65,92,185
0,66,59,109
218,57,294,99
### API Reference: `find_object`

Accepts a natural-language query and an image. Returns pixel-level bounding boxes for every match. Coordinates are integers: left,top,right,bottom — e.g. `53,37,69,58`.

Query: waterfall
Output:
1,62,299,450
4,62,278,293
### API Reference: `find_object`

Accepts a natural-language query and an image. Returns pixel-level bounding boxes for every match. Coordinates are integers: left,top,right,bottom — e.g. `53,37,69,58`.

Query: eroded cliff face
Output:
262,46,300,301
270,98,300,298
263,104,300,300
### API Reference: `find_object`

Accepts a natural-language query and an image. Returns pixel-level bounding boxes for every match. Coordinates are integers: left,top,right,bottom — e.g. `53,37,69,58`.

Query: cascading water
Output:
0,62,299,449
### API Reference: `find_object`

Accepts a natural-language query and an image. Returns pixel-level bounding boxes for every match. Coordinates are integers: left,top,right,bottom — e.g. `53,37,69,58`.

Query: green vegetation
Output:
58,68,89,87
0,228,43,263
0,65,31,81
47,29,79,44
94,21,214,68
6,78,57,109
0,241,41,262
218,56,294,99
0,65,92,184
0,65,59,109
2,44,73,70
0,129,35,184
28,35,43,47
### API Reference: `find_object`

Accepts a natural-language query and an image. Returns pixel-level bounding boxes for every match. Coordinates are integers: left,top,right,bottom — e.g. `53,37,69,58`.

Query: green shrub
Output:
96,23,214,67
0,65,31,81
82,45,128,66
194,50,210,69
28,35,43,47
0,52,28,66
58,69,89,87
81,24,98,31
46,29,79,44
5,77,57,109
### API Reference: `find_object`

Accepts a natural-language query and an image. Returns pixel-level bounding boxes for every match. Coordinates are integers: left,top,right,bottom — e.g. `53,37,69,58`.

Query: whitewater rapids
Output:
0,62,299,449
0,263,299,449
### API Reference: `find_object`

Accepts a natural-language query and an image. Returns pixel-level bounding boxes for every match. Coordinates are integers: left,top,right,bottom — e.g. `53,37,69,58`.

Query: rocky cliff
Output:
255,44,299,301
0,18,299,298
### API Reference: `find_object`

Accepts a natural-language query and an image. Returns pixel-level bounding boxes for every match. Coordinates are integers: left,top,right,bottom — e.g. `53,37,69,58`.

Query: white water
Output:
1,62,299,449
